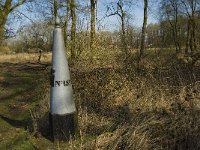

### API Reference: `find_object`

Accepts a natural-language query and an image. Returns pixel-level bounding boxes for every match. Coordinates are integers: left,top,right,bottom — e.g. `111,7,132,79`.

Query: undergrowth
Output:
0,49,200,149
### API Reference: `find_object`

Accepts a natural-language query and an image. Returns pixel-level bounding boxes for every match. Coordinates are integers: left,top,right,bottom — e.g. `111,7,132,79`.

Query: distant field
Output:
0,52,52,63
0,51,200,149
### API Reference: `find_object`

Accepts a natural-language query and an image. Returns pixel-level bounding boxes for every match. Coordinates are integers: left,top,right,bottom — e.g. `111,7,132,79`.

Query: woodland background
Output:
0,0,200,149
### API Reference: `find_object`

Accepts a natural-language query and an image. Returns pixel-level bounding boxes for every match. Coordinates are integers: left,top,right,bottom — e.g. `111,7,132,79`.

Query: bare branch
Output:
181,0,191,17
14,9,35,23
10,0,28,12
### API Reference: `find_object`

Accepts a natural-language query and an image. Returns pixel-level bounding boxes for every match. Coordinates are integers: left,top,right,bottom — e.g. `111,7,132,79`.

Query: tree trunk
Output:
0,0,12,45
170,21,179,53
191,9,197,52
90,0,96,51
117,2,127,54
71,0,76,59
189,12,195,53
192,19,197,51
0,17,7,46
121,12,127,53
53,0,58,19
140,0,148,58
0,0,27,45
64,0,70,48
172,0,181,52
185,19,191,53
185,0,197,53
174,3,181,53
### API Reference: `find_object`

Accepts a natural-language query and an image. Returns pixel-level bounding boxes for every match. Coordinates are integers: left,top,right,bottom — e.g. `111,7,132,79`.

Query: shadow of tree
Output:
116,52,200,88
0,115,31,129
71,67,135,137
2,57,200,149
109,108,200,150
0,62,50,137
69,52,200,149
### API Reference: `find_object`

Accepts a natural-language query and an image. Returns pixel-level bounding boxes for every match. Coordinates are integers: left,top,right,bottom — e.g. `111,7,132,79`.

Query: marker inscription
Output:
54,80,71,87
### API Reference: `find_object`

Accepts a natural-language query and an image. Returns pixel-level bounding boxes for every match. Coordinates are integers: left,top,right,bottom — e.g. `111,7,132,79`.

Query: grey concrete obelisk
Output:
50,16,77,141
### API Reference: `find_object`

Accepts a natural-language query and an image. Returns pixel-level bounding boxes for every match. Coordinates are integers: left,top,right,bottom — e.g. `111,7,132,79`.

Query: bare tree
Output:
161,0,182,53
181,0,199,53
0,0,30,45
53,0,58,19
106,0,129,54
90,0,97,50
140,0,148,59
64,0,70,47
71,0,76,59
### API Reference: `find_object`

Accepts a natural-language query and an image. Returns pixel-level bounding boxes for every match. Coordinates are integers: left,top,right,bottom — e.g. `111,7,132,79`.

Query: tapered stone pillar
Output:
49,16,77,141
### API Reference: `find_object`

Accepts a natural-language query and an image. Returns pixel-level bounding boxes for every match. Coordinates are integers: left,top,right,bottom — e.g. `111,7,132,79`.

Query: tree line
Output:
0,0,200,59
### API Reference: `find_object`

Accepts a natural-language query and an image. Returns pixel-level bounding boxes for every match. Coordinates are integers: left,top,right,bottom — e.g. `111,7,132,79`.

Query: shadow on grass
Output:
0,62,50,138
110,108,200,150
70,52,200,149
0,115,31,130
116,52,200,87
1,56,200,149
71,67,134,137
74,72,200,149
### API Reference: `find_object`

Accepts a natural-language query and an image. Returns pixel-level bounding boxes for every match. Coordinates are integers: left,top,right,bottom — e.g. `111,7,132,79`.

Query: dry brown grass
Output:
1,50,200,150
70,50,200,150
0,52,51,63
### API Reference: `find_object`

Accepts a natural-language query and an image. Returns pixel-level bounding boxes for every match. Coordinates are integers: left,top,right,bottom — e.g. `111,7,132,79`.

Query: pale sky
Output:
8,0,159,33
96,0,158,31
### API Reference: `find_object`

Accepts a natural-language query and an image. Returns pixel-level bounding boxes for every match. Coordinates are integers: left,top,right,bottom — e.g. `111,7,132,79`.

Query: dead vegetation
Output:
0,52,51,63
0,50,200,149
70,50,200,150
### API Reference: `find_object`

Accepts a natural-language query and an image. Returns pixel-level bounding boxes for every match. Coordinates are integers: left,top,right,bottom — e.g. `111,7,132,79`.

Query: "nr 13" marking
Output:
54,80,71,87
